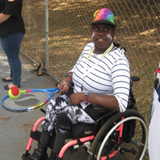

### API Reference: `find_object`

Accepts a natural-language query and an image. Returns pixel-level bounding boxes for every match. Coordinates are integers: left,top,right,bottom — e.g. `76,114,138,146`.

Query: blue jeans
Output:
1,32,24,86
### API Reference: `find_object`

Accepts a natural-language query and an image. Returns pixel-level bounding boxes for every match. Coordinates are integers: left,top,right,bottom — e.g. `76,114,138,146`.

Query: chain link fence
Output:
21,0,160,126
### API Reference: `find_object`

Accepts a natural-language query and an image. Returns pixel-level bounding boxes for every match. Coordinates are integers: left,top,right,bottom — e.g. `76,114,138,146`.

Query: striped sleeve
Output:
111,57,130,112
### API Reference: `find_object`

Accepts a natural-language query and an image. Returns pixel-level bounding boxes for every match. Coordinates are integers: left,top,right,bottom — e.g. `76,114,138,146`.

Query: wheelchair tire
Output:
88,109,148,160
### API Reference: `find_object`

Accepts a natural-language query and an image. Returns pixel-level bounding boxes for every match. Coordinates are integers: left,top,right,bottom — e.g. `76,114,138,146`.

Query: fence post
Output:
45,0,49,71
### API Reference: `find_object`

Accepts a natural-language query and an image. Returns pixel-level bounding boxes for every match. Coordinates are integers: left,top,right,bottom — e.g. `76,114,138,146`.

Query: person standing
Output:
0,0,25,90
148,64,160,160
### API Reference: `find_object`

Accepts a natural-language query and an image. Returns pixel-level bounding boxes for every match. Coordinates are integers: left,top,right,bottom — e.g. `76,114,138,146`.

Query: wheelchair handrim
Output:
97,116,148,160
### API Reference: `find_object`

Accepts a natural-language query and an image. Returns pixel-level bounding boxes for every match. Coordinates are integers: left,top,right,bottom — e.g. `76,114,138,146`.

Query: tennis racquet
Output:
1,88,60,112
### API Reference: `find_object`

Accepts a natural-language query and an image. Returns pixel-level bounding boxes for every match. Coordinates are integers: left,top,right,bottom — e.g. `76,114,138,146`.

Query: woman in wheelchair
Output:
26,8,130,160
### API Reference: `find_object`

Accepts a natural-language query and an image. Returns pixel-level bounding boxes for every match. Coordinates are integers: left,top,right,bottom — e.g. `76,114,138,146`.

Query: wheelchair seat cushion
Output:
70,123,95,139
84,104,112,121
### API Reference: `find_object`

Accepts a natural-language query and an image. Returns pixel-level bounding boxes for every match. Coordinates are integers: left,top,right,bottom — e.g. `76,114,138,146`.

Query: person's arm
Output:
57,72,73,94
70,93,119,111
0,13,11,24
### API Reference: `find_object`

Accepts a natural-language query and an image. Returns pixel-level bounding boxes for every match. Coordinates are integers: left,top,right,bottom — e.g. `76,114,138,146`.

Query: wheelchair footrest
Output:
22,152,30,160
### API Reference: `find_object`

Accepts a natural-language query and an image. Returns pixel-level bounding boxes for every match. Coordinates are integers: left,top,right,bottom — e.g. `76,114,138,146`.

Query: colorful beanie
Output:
92,8,115,26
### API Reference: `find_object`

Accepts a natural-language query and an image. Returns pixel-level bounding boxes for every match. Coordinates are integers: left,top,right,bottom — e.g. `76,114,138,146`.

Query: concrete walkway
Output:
0,45,87,160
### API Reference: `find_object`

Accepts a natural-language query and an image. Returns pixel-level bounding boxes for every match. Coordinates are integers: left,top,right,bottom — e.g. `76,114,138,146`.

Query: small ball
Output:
8,86,21,99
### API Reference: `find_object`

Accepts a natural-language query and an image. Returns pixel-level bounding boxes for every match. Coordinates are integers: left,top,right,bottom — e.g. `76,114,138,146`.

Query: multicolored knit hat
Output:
92,8,115,26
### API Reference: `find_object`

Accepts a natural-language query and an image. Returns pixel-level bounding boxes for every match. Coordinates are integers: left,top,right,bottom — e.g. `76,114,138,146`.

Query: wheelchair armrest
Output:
131,76,140,82
95,110,116,124
93,110,117,135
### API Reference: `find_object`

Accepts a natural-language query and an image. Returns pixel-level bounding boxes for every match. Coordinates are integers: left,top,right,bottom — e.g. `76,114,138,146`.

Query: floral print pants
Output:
41,94,95,134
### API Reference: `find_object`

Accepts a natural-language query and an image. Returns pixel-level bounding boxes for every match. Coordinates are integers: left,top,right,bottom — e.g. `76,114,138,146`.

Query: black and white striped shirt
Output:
71,42,130,112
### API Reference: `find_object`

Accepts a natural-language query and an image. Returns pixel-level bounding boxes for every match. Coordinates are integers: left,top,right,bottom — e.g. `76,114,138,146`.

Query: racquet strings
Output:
3,92,50,110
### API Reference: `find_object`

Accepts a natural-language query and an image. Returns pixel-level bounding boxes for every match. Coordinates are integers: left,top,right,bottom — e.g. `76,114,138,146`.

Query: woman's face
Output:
92,24,116,53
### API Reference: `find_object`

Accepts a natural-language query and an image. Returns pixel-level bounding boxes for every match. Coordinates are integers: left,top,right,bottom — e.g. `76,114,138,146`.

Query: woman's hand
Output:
57,78,70,94
70,92,85,105
57,73,72,94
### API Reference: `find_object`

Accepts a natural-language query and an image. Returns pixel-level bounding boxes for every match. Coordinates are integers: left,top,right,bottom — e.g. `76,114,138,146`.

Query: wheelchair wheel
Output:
88,110,148,160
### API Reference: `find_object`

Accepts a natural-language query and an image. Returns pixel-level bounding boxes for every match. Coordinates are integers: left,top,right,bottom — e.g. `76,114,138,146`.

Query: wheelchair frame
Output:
22,110,148,160
22,77,148,160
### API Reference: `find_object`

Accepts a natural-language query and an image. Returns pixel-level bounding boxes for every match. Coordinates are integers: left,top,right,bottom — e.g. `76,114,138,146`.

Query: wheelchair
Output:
22,77,148,160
